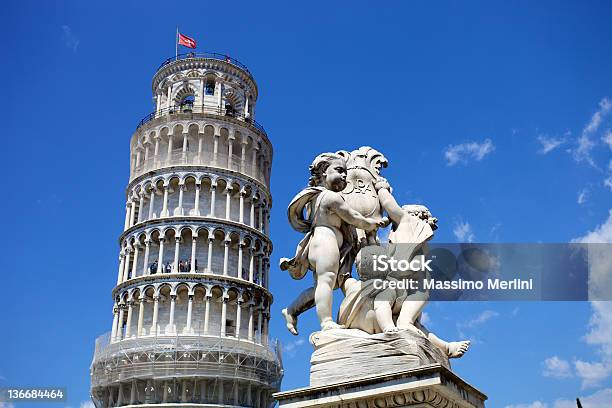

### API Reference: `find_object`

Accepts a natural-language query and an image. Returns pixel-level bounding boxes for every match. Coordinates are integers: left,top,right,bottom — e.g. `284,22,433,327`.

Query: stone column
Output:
131,244,140,278
235,298,242,338
137,297,145,337
262,312,269,346
116,305,125,341
251,144,259,178
186,294,194,333
207,236,214,272
197,132,204,162
199,379,207,403
130,380,137,405
246,382,252,406
250,196,256,228
227,134,234,169
122,248,132,282
225,185,232,220
237,241,244,279
258,205,264,232
173,236,181,273
248,303,254,341
148,187,156,219
166,134,174,164
117,253,126,285
193,183,201,216
124,202,131,230
221,292,228,336
223,238,230,276
240,138,248,172
212,133,219,165
249,246,255,282
257,307,263,344
239,190,245,224
157,237,165,273
209,183,216,217
190,235,197,272
129,197,137,227
137,192,145,223
168,294,176,333
161,184,170,217
218,379,224,405
125,301,133,338
153,136,160,166
204,293,211,334
110,302,119,342
175,183,185,216
142,239,151,276
182,132,188,162
151,295,159,335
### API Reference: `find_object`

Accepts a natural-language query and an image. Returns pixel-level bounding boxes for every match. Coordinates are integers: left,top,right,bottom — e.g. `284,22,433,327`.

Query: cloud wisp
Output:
537,135,567,154
61,25,80,52
444,139,495,166
453,221,475,243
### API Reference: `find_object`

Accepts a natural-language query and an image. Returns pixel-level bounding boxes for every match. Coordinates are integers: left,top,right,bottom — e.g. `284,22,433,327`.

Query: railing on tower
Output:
158,52,252,76
136,105,267,136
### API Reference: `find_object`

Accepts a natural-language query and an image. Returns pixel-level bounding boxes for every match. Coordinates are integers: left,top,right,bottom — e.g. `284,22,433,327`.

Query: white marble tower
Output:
90,52,282,407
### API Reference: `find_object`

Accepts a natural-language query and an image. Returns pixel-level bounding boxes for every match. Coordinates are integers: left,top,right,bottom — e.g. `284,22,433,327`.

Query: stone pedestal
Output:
274,364,487,408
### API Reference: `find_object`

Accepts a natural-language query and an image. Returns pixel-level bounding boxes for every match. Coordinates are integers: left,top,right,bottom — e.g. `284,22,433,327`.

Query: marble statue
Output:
279,152,385,331
279,147,470,386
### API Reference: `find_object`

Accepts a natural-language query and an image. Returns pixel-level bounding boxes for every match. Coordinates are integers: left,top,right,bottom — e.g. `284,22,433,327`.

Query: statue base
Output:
274,364,487,408
309,329,450,387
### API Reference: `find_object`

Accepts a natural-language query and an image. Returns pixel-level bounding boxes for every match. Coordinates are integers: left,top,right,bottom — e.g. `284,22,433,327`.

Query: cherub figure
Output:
280,153,384,331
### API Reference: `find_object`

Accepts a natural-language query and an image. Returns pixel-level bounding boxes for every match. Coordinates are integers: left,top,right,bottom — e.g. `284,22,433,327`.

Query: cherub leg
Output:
396,290,428,336
314,268,343,330
282,287,315,335
374,289,399,333
415,320,470,358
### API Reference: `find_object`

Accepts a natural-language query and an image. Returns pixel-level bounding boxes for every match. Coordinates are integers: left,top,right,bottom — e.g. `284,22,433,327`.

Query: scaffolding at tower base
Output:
90,332,283,407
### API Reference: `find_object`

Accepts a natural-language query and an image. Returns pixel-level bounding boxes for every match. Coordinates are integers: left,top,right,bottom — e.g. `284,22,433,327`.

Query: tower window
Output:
205,81,215,95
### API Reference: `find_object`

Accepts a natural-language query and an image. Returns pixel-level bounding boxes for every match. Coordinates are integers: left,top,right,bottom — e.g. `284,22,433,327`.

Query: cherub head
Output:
308,153,347,192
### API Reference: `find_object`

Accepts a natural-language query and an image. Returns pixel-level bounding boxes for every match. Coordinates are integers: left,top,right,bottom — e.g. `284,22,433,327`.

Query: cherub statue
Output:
280,153,384,331
338,204,470,359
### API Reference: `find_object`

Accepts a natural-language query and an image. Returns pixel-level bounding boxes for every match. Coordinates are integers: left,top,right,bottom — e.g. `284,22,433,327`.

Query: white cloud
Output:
453,221,475,243
505,401,548,408
577,189,589,205
444,139,495,166
554,387,612,407
61,25,79,52
0,403,16,408
573,134,598,168
543,356,572,378
460,310,499,329
283,337,305,357
80,401,95,408
602,130,612,150
509,388,612,408
604,177,612,191
572,97,612,167
584,98,612,137
537,135,566,154
572,209,612,243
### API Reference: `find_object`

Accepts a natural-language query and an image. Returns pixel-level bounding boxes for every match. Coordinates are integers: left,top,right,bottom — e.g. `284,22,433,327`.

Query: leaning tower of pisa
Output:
90,52,282,407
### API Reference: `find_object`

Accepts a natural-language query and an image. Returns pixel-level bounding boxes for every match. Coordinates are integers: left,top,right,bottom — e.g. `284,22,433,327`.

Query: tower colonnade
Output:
91,52,282,408
123,170,271,234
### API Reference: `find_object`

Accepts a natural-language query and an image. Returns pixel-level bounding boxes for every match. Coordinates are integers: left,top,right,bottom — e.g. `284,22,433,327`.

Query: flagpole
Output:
176,27,179,60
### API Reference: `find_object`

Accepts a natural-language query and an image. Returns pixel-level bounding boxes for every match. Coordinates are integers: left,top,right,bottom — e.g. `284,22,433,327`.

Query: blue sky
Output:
2,1,612,407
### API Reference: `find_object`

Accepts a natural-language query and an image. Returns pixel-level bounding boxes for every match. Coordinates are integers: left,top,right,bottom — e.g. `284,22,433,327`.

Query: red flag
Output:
178,33,196,49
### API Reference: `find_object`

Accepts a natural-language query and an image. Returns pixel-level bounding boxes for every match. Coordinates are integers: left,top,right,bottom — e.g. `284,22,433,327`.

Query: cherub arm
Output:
326,193,383,231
